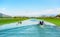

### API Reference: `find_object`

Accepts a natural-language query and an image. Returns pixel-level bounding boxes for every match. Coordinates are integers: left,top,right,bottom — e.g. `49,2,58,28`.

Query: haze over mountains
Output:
0,0,60,17
0,8,60,17
0,12,57,17
0,13,11,17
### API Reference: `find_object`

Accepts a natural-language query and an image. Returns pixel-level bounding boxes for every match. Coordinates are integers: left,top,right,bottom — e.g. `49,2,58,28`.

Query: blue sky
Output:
0,0,60,17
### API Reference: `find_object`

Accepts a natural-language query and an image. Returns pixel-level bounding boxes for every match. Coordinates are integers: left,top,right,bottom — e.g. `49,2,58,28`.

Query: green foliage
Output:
0,17,60,26
0,18,29,25
38,17,60,26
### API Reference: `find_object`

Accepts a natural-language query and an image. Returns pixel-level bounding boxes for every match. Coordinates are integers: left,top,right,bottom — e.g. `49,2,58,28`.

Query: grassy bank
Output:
38,17,60,26
0,18,28,25
0,17,60,26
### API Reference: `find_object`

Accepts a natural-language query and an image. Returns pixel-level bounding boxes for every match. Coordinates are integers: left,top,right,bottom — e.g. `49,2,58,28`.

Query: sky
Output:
0,0,60,17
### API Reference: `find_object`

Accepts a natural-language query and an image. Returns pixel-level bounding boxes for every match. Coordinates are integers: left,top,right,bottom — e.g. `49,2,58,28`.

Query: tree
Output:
56,14,60,18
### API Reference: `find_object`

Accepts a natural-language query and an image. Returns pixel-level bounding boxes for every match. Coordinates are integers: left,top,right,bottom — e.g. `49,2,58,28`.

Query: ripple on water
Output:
0,25,60,37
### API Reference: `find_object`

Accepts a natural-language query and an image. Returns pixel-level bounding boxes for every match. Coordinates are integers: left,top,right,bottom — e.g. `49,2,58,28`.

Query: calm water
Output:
0,24,60,37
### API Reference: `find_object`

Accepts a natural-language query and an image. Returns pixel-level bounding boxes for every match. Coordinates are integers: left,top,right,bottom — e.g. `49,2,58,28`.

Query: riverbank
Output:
0,18,60,26
0,18,28,25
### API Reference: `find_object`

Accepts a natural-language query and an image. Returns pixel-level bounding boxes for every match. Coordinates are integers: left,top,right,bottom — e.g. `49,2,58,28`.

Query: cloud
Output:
0,8,8,14
0,8,60,17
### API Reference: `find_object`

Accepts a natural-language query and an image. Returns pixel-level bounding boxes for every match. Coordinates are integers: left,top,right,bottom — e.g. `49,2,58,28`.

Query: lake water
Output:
0,19,60,37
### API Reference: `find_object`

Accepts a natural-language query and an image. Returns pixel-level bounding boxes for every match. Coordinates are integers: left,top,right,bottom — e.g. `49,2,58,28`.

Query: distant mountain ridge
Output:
0,13,11,17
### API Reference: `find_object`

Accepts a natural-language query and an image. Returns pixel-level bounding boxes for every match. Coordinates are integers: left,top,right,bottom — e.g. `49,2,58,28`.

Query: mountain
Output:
0,13,11,18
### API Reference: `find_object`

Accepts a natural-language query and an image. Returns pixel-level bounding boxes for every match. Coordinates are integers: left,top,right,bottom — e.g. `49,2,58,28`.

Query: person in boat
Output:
38,21,44,28
39,21,44,25
18,21,22,24
16,21,22,25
